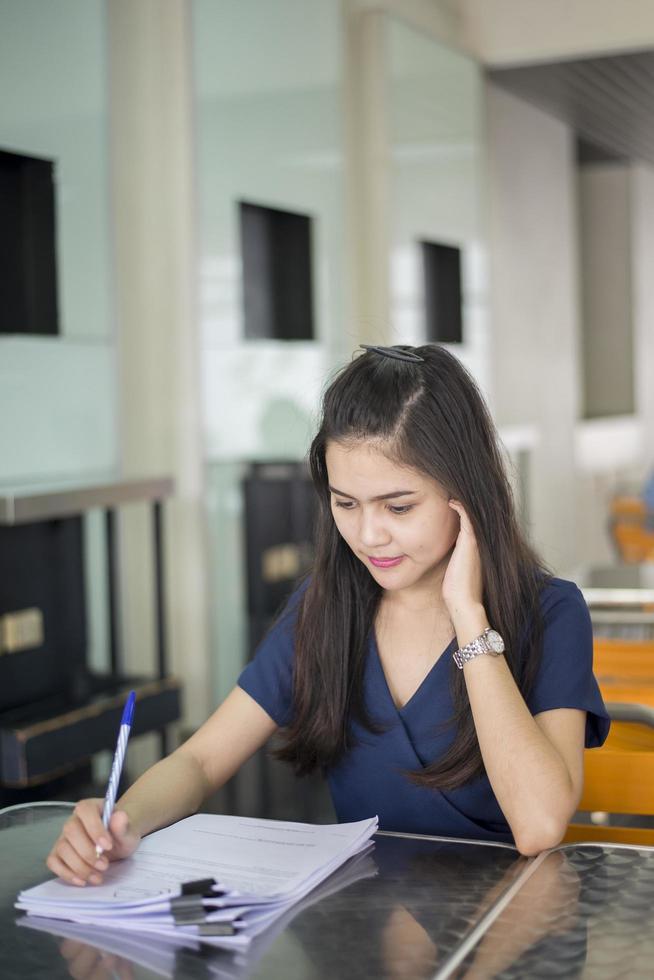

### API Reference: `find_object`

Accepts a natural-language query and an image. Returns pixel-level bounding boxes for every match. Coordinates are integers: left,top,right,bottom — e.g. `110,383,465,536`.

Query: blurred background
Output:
2,0,654,821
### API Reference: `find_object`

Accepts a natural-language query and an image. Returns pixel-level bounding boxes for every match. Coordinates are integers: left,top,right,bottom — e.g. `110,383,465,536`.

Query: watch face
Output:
487,630,505,653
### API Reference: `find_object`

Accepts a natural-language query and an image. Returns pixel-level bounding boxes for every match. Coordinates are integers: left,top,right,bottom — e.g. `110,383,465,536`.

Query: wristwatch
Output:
453,627,505,669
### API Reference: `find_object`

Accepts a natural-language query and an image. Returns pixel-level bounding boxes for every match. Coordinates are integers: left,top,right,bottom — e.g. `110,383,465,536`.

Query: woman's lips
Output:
368,555,404,568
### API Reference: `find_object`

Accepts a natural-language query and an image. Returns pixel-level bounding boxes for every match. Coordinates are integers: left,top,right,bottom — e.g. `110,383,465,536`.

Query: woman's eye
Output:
388,505,413,515
334,500,355,509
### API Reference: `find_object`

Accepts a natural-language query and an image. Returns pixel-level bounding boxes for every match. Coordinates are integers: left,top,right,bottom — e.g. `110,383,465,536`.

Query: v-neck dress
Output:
238,577,610,844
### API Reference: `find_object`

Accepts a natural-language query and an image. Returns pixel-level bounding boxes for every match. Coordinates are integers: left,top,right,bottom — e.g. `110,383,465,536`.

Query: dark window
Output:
420,240,462,344
0,149,59,336
239,201,314,341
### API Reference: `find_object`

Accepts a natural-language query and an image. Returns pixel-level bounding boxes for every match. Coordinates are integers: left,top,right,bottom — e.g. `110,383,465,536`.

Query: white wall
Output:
485,77,654,570
578,164,634,419
193,0,347,703
485,84,582,572
0,0,117,484
194,0,346,462
386,15,490,391
0,0,117,681
631,164,654,468
572,162,654,565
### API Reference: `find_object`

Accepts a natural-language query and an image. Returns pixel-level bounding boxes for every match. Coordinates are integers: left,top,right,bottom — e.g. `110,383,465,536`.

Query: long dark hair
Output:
275,344,549,789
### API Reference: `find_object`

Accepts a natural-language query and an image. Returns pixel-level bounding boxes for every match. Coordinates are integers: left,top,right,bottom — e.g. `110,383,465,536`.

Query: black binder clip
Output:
180,878,218,896
197,921,238,937
171,878,223,926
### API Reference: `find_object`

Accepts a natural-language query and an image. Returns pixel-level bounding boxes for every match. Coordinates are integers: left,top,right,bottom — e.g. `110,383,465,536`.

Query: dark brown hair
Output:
275,344,549,789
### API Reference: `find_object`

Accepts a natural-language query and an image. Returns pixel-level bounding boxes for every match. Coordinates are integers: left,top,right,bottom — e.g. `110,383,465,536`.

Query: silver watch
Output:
453,627,505,669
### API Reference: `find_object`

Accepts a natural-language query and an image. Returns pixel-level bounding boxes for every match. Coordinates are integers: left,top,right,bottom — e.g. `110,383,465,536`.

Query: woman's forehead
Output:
325,439,435,492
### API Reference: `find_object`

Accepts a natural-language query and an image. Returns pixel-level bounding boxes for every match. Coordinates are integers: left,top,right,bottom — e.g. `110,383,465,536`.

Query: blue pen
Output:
96,691,136,858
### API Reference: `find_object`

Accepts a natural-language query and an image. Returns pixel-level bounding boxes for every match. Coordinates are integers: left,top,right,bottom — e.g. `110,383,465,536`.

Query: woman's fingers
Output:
46,802,112,885
46,800,139,885
449,499,475,536
62,814,108,869
51,839,100,885
73,799,112,853
46,842,105,886
46,849,86,887
442,499,484,617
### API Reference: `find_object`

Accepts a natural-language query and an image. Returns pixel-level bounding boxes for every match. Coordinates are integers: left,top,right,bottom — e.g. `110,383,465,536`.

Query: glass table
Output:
2,803,654,978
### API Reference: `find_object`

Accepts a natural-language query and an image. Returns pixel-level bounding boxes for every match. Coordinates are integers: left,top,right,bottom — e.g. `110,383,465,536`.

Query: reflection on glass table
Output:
2,804,654,979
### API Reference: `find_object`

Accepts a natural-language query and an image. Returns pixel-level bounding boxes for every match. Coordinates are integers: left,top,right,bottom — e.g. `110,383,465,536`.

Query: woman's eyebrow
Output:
328,486,418,502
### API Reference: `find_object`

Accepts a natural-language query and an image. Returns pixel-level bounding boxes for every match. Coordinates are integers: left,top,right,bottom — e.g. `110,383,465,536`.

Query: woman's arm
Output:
118,687,277,835
444,503,585,856
454,611,584,856
46,687,277,885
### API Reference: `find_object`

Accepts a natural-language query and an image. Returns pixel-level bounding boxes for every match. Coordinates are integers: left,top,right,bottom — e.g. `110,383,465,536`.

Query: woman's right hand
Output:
46,799,141,886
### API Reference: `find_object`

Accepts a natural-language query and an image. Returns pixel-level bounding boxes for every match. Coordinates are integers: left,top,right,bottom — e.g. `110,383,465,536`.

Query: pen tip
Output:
123,690,136,727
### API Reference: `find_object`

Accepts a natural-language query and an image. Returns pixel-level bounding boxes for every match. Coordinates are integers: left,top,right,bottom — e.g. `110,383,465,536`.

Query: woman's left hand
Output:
441,500,484,626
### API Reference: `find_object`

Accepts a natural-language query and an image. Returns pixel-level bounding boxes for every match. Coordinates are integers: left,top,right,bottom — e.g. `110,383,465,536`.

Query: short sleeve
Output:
237,588,302,727
526,579,610,748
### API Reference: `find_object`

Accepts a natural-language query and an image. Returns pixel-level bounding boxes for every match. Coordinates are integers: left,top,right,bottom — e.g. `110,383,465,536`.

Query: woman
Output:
47,344,609,886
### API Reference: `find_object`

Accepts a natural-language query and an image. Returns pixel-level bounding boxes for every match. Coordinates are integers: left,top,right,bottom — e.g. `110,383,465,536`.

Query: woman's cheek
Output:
332,509,351,543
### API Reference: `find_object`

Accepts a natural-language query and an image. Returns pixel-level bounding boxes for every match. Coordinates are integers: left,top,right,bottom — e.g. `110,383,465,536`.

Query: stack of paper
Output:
18,846,378,979
16,813,378,951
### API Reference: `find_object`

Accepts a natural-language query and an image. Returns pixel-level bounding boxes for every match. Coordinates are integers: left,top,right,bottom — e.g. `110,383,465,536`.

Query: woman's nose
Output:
358,509,391,548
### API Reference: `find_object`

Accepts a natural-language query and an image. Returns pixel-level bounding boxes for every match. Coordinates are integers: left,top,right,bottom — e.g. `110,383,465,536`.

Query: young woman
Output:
47,344,609,886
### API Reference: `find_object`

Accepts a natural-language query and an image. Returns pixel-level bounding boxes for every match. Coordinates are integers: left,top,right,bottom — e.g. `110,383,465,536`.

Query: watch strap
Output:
453,627,503,670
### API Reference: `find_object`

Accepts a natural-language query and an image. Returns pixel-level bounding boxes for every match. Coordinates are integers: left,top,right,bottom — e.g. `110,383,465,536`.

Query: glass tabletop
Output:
0,803,523,980
3,804,654,979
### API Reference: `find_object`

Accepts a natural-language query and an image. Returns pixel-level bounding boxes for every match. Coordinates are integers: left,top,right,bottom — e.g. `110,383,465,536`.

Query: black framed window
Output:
239,201,314,341
420,240,462,344
0,149,59,336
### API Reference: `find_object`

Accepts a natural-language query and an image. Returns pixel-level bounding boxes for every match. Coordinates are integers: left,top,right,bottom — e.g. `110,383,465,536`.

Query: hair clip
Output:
359,344,424,363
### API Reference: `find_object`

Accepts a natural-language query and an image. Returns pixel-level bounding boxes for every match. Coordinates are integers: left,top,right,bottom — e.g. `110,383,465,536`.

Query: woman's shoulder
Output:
237,577,310,727
537,575,587,618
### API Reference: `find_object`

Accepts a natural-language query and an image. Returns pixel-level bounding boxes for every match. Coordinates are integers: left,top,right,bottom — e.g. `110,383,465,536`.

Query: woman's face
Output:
325,439,460,597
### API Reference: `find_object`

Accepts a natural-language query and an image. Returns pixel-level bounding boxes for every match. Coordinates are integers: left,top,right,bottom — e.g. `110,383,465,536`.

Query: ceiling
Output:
487,49,654,165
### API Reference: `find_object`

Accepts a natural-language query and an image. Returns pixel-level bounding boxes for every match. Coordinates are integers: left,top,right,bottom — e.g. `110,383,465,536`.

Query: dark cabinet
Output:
0,478,181,801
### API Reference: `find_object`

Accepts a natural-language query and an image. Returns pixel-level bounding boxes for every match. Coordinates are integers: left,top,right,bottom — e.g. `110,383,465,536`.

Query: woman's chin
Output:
366,564,413,590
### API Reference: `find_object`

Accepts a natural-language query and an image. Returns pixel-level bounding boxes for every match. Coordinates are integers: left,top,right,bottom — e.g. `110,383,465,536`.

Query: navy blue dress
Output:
238,578,610,844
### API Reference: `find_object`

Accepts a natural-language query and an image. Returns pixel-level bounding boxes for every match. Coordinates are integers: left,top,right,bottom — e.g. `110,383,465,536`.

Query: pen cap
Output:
121,690,136,728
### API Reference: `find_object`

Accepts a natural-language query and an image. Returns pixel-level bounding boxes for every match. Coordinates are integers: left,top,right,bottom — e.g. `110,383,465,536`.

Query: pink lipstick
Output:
369,556,404,568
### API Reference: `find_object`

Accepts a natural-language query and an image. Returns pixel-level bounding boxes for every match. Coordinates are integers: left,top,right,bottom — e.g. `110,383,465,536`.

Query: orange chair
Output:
564,720,654,846
608,495,654,562
593,637,654,712
594,636,654,674
565,639,654,844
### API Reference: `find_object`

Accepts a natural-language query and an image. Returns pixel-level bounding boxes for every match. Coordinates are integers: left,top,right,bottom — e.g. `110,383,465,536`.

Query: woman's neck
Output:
380,584,448,618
